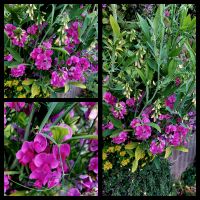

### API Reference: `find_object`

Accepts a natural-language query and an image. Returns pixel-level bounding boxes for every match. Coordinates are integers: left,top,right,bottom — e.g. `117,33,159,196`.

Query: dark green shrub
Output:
103,158,175,196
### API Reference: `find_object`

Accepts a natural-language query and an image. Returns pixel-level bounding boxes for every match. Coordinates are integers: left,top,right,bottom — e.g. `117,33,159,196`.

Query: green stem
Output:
24,104,36,140
52,102,77,125
58,144,65,178
39,102,58,132
40,5,67,45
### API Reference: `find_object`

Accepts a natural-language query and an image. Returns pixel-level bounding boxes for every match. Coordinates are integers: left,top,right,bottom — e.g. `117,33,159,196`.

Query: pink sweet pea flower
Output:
16,141,35,165
6,102,25,111
4,175,10,193
53,144,71,172
89,157,98,174
112,131,128,144
103,92,117,105
33,134,47,153
67,188,81,196
4,54,13,61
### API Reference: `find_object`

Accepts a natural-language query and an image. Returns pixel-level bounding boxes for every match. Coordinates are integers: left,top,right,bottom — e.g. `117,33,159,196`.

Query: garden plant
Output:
4,102,98,196
4,4,98,98
102,4,196,196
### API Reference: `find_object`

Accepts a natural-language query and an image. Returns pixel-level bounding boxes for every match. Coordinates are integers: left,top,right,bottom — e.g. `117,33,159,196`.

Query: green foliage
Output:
103,158,175,196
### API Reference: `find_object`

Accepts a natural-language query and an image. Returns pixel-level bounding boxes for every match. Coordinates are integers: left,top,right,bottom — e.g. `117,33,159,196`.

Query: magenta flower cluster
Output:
10,64,26,77
6,102,25,111
150,137,166,155
112,131,128,144
65,21,80,54
27,24,38,35
165,94,176,110
165,124,189,146
4,175,10,193
51,70,68,88
130,117,152,140
30,46,53,70
16,132,71,189
5,24,27,47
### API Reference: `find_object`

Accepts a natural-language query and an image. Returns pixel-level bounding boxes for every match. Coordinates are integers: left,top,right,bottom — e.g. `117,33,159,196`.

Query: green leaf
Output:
109,15,120,38
22,79,34,86
125,142,138,150
4,124,14,138
64,83,70,93
131,159,138,173
50,125,69,144
7,47,22,62
4,61,21,68
137,14,150,40
42,133,57,144
136,68,146,84
69,82,86,89
109,116,123,129
168,59,176,77
164,146,172,158
103,129,113,137
110,129,123,138
154,157,160,170
4,171,20,175
135,145,145,161
31,83,40,98
51,47,69,55
147,122,161,133
175,146,189,152
10,191,27,196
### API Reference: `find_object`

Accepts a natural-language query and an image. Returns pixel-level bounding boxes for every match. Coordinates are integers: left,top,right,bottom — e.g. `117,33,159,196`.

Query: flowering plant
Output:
4,4,98,98
102,4,196,177
4,102,98,196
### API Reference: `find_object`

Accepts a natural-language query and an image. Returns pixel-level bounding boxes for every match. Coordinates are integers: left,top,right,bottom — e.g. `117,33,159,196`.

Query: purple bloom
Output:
165,94,176,110
135,125,151,140
89,139,98,152
80,102,96,107
111,102,127,119
112,131,128,144
16,141,35,165
4,107,6,128
130,118,141,129
126,98,135,107
33,134,47,153
88,157,98,174
150,137,166,155
4,175,10,193
67,188,81,196
175,77,181,86
10,64,26,77
4,54,13,61
50,70,68,88
27,24,38,35
6,102,25,111
103,92,117,105
165,10,170,17
79,175,94,191
53,144,71,172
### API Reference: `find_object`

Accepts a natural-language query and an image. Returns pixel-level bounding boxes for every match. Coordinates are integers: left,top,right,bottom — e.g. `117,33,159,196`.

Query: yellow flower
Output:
115,145,121,151
5,81,12,87
102,152,107,160
120,151,126,156
12,80,19,86
103,161,113,171
121,158,130,166
17,86,23,92
107,147,114,153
